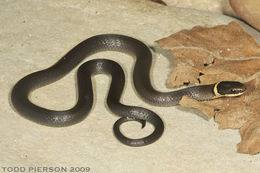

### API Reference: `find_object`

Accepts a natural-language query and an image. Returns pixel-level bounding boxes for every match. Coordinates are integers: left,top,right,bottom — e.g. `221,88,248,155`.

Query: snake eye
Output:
231,88,245,94
231,88,237,93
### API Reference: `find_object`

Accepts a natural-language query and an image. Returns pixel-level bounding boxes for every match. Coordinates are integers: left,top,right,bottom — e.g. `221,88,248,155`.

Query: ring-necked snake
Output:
11,34,246,146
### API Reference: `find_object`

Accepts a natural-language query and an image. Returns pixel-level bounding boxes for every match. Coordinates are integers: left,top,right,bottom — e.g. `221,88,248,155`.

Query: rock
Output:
230,0,260,31
2,1,260,171
161,0,234,14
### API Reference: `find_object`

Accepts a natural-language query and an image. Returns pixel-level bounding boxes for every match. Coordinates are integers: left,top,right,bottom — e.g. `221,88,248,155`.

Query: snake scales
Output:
11,34,246,146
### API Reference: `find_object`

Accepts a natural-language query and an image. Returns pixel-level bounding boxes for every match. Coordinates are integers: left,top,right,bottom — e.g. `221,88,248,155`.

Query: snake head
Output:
214,81,246,98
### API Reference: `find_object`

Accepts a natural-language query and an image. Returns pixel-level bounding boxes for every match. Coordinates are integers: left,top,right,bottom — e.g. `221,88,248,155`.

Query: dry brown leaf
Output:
237,119,260,154
156,21,260,155
179,96,216,119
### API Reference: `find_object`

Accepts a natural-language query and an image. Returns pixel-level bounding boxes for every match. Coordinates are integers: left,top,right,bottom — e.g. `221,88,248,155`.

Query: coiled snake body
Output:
11,34,246,146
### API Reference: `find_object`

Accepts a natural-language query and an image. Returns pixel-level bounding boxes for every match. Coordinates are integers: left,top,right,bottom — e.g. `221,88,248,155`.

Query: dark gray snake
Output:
11,34,246,146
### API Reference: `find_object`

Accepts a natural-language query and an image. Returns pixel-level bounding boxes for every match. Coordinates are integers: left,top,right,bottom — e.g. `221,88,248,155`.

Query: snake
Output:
11,34,246,146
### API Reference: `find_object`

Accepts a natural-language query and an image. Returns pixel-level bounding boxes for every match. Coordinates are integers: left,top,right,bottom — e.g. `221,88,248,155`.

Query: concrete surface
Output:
0,0,259,172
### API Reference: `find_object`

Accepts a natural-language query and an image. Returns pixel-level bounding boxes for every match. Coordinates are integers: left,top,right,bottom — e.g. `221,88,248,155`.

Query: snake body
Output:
11,34,246,146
